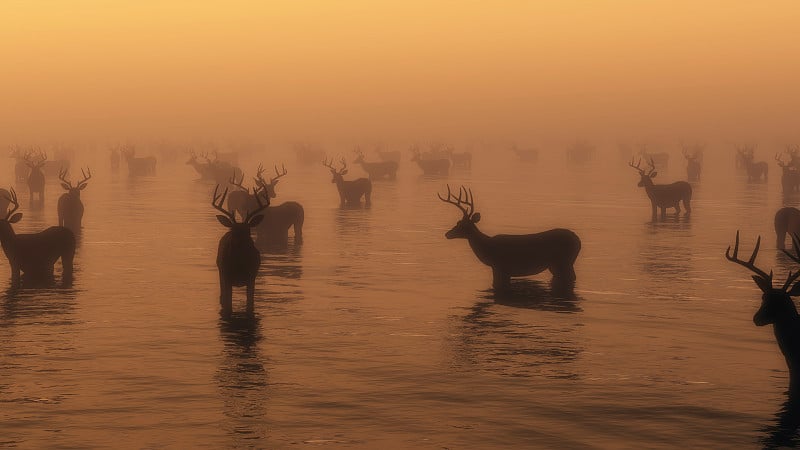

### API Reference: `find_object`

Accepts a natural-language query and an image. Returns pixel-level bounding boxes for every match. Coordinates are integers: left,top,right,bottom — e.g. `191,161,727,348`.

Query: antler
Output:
781,232,800,290
725,231,773,281
437,184,475,218
77,167,91,188
211,185,236,222
243,186,269,223
229,169,247,191
3,187,19,220
339,157,347,172
270,164,287,184
628,157,645,175
776,153,788,167
322,157,336,170
58,167,73,188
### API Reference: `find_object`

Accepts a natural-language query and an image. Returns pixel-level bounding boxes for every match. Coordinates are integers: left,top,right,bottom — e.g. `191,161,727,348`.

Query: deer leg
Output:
61,250,74,284
674,202,681,214
660,207,667,219
683,198,692,215
364,189,372,208
492,268,510,291
650,203,657,221
246,278,256,316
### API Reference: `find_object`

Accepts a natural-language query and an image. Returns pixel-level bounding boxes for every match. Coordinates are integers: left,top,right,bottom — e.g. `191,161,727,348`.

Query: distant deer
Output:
254,165,305,246
737,145,768,182
438,185,581,290
110,147,120,171
376,148,402,163
411,146,450,176
682,144,702,182
566,141,595,164
629,158,692,220
212,185,268,316
725,231,800,397
354,148,398,180
0,189,10,215
446,146,472,169
637,144,669,171
121,145,156,176
57,167,91,233
0,188,75,286
776,207,800,250
25,151,47,206
512,145,538,162
323,157,372,208
776,154,800,193
294,143,326,166
9,146,28,182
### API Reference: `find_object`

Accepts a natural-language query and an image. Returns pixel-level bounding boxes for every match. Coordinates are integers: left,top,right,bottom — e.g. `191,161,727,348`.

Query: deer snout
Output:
753,310,771,326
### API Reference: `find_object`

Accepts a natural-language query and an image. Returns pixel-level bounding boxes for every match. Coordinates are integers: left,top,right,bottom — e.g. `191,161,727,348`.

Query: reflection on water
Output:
762,396,800,449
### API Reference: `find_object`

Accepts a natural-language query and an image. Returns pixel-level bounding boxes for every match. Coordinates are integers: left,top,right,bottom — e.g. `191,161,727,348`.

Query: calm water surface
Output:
0,150,796,448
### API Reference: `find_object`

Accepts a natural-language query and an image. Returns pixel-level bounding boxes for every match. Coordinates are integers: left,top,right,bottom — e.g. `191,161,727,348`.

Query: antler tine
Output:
211,185,236,222
58,166,70,185
244,186,270,223
270,163,287,183
437,184,470,217
4,187,19,219
725,231,772,281
78,167,92,187
628,157,645,174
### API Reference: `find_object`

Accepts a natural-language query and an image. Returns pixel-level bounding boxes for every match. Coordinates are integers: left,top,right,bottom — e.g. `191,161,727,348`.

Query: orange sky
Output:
1,1,799,143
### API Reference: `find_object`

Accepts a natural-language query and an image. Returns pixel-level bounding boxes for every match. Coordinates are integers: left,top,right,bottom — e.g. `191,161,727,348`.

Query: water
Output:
0,150,795,448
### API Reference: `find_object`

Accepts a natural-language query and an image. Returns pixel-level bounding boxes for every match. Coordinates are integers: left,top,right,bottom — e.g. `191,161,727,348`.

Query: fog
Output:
2,1,800,147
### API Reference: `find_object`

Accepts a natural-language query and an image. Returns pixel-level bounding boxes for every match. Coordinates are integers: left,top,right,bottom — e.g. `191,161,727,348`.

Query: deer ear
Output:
273,179,279,185
650,171,658,178
789,282,800,296
216,215,233,228
753,275,772,293
471,213,481,223
61,183,71,190
8,213,22,223
78,184,88,190
341,169,348,175
248,215,264,227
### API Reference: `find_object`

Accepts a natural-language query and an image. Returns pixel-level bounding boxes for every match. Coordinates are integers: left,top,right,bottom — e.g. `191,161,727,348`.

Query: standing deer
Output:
438,185,581,290
212,185,268,316
25,151,47,206
629,158,692,220
446,146,472,169
737,145,768,182
254,165,305,246
323,157,372,208
775,207,800,250
637,144,669,171
376,148,402,163
725,231,800,397
9,146,28,182
57,167,91,233
354,148,398,180
776,154,800,193
121,145,157,176
411,147,450,176
0,188,75,287
682,144,702,182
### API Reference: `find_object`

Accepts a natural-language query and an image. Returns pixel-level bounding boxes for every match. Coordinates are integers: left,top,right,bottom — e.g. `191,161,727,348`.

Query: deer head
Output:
726,231,800,326
24,149,47,169
58,167,92,197
211,185,268,234
438,185,481,239
0,188,22,239
628,158,657,186
353,147,366,164
254,163,286,198
323,157,347,183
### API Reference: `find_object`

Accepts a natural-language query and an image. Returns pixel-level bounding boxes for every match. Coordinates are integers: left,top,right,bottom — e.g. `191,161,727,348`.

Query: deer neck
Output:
464,225,492,259
0,223,16,251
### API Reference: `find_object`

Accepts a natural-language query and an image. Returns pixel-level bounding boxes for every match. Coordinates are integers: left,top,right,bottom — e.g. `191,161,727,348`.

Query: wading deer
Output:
294,143,326,166
725,231,800,397
776,207,800,250
737,145,768,182
212,185,268,316
682,145,702,182
411,147,450,176
438,185,581,290
376,148,401,163
637,144,669,171
354,148,398,180
57,167,91,233
25,151,47,206
253,165,304,246
0,188,75,287
776,154,800,193
447,146,472,169
121,145,157,176
629,158,692,221
9,146,28,182
566,141,595,164
323,157,372,208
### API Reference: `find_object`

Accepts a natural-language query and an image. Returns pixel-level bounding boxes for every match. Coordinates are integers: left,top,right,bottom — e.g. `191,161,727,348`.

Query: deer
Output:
110,146,120,171
121,145,156,176
512,145,538,162
253,164,305,246
446,145,472,169
566,141,595,164
0,188,75,287
438,185,581,290
775,207,800,250
212,184,269,316
776,154,800,193
294,143,326,166
376,148,402,163
410,146,450,176
628,158,692,221
57,167,91,233
323,157,372,208
227,165,278,219
25,150,47,206
637,144,669,171
682,144,702,182
737,145,768,182
353,148,398,180
9,145,29,182
725,231,800,398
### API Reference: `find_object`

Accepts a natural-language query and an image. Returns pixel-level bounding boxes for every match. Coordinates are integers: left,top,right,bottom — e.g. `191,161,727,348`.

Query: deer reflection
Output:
2,285,78,323
216,314,269,446
483,279,581,313
259,246,303,280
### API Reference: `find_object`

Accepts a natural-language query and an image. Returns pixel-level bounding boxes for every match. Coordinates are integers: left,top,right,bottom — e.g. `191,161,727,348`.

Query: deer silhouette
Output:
57,167,91,233
323,157,371,208
9,145,29,182
411,146,450,176
121,145,156,176
682,144,702,182
0,188,75,287
353,148,398,180
725,231,800,398
376,148,401,163
212,185,268,316
446,146,472,169
25,151,47,206
629,158,692,221
636,144,669,171
438,185,581,290
253,165,304,246
736,145,768,182
776,153,800,193
776,207,800,250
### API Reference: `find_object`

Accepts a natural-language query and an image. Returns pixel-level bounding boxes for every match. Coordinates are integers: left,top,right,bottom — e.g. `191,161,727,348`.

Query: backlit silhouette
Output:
121,144,157,176
9,145,29,182
776,153,800,193
57,167,91,234
0,188,75,287
25,150,47,207
323,157,372,208
212,185,268,316
737,145,768,182
446,145,472,169
438,185,581,290
253,165,304,246
629,158,692,221
353,147,398,180
775,207,800,250
411,145,450,176
682,143,703,182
